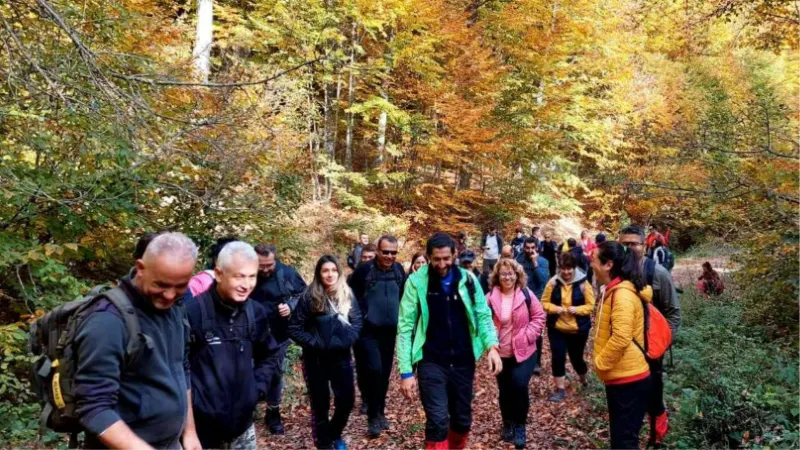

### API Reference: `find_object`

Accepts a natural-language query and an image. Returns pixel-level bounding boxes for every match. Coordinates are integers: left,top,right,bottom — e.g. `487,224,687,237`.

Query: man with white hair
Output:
74,232,203,449
185,241,278,449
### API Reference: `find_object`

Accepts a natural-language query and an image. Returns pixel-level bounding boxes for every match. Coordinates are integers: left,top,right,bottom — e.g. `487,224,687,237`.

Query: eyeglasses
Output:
380,250,398,255
499,272,517,279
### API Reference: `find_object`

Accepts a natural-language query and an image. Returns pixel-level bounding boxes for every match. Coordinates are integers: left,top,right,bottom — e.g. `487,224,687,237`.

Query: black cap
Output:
459,250,476,263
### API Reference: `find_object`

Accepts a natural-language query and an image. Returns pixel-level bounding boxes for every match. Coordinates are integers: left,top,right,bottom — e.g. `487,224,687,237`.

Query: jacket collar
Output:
555,267,587,285
604,278,653,303
487,286,527,313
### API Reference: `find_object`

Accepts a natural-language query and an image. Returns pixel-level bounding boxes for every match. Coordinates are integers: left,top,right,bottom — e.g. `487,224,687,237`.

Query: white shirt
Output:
484,235,499,260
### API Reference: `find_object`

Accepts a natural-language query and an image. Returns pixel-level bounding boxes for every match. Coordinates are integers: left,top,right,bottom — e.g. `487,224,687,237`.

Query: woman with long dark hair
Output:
289,255,362,450
409,252,428,275
591,241,652,449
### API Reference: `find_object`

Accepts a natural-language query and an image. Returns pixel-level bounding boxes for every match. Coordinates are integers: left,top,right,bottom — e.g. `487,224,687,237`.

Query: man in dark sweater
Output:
348,235,405,438
186,241,278,449
250,243,307,435
74,232,202,450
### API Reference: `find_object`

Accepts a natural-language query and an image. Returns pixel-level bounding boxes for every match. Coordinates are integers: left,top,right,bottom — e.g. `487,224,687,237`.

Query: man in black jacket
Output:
186,241,278,449
74,232,202,450
251,243,307,435
348,235,406,438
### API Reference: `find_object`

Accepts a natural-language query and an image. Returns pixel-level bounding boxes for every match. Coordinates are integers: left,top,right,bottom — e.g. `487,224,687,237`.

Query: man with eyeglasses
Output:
348,235,406,438
618,225,681,448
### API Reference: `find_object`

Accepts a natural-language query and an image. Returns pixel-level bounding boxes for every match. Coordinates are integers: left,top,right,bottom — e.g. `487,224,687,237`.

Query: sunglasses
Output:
381,250,398,255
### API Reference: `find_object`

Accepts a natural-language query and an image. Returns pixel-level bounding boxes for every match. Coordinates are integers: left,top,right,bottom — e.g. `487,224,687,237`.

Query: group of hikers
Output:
33,224,684,450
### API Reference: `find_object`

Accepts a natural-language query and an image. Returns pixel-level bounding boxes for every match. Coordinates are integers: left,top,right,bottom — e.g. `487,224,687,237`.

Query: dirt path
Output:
257,341,603,450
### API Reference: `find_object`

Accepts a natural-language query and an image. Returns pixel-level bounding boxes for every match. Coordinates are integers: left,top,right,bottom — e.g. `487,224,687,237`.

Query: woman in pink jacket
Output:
486,258,546,449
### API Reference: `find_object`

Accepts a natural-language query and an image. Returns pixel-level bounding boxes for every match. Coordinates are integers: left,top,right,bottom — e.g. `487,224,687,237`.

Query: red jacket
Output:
486,286,546,363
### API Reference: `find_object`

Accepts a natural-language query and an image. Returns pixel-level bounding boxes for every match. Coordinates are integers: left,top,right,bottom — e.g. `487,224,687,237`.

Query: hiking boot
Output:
379,414,390,430
359,402,368,415
333,439,348,450
513,424,526,449
367,417,382,438
548,389,567,403
501,420,513,442
265,405,285,435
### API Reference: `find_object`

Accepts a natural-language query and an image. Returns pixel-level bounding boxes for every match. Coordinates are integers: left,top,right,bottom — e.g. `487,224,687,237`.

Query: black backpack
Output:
28,286,146,438
364,262,405,292
193,291,258,345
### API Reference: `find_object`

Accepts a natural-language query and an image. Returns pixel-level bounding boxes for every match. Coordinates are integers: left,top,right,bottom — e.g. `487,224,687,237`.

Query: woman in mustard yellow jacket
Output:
540,252,595,403
591,241,652,450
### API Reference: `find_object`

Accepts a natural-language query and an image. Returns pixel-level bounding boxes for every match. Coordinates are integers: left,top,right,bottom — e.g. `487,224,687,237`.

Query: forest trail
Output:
257,339,603,450
255,254,736,450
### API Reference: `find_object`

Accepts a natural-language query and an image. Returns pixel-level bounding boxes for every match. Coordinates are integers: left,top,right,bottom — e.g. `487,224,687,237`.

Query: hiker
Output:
591,241,653,450
540,233,559,278
530,226,543,249
696,261,724,298
567,238,593,283
645,225,666,256
397,232,502,450
133,231,163,259
515,237,550,374
289,256,362,450
580,230,597,258
458,250,488,293
619,225,680,447
455,232,468,257
348,235,405,437
595,232,607,245
187,236,238,298
359,243,377,265
186,241,278,449
501,244,514,259
480,226,503,273
250,243,307,435
73,232,201,450
510,228,526,257
652,241,669,268
486,258,545,449
541,252,595,403
409,252,428,275
347,233,370,270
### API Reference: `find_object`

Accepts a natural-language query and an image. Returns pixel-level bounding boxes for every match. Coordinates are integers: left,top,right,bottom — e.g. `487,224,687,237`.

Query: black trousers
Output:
496,356,536,424
648,356,666,438
302,353,355,448
548,328,589,377
417,361,475,442
531,334,543,369
605,376,652,449
355,326,396,419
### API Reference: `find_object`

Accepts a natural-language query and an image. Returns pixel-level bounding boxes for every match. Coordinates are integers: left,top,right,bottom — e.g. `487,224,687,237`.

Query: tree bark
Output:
192,0,213,82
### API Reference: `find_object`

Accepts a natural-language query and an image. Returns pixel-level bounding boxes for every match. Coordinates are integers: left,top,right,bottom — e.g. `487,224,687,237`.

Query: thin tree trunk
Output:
192,0,213,82
376,32,394,167
345,22,357,172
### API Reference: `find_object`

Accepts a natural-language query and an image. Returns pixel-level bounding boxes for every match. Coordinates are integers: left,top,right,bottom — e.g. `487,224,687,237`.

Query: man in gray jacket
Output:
619,225,681,448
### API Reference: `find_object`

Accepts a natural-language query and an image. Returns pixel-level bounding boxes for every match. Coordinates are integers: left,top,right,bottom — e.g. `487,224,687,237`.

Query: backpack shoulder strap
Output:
102,287,150,364
465,272,477,305
275,266,288,296
393,264,405,287
644,258,656,286
521,287,532,311
244,301,257,341
196,291,217,339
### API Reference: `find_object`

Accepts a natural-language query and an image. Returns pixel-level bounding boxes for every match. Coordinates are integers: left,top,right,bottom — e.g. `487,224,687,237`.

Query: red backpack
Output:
636,302,672,360
613,288,672,361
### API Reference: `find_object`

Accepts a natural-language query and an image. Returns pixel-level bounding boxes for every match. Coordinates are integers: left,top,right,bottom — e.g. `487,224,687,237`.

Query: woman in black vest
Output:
540,252,596,403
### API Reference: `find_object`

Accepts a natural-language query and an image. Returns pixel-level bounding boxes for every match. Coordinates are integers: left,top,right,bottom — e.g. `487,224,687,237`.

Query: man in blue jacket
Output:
74,232,202,450
186,241,278,449
250,243,307,434
516,237,550,374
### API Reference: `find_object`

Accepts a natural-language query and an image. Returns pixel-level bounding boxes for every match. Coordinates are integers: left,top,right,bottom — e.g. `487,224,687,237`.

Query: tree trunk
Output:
345,22,357,172
457,161,472,190
376,32,394,167
192,0,213,82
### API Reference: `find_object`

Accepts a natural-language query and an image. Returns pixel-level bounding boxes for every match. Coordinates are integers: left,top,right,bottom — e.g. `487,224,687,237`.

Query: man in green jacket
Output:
397,232,502,450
